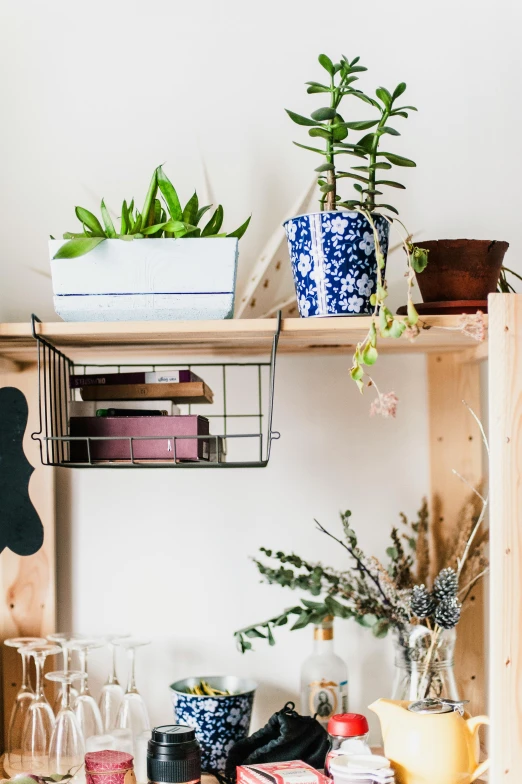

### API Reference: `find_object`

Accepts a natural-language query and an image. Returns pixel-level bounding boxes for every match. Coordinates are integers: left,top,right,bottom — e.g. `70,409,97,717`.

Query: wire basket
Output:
30,314,281,468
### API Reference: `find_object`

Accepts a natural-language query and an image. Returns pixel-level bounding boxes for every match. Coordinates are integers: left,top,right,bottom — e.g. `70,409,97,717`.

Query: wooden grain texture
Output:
0,316,485,361
427,350,485,716
488,293,522,780
0,366,56,748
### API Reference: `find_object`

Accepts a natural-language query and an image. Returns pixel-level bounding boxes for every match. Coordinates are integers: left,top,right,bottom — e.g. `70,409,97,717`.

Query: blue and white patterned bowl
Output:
170,676,256,772
283,210,389,317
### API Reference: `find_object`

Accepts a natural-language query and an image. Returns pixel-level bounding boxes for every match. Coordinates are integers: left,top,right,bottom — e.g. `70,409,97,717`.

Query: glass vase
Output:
391,625,459,702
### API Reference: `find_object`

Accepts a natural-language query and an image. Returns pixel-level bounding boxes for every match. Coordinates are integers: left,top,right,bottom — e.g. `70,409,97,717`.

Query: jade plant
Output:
287,53,429,409
53,165,250,259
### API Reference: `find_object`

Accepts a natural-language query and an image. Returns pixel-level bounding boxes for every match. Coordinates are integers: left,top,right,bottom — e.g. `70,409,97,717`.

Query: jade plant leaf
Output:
53,237,106,258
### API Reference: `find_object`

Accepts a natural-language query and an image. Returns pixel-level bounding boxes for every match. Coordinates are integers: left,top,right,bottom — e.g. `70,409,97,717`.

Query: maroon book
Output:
70,369,201,388
69,415,210,462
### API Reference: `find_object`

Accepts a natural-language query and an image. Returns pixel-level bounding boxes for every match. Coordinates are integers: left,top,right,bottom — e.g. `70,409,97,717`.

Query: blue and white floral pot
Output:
283,210,389,317
170,676,256,772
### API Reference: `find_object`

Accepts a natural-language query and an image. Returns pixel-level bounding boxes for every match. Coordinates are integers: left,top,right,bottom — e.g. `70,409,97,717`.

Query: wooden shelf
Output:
0,315,486,362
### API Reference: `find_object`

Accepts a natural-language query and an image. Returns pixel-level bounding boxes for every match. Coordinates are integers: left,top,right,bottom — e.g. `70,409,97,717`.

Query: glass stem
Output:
21,650,31,691
79,649,89,695
126,648,137,694
34,654,45,700
108,644,119,685
61,680,71,712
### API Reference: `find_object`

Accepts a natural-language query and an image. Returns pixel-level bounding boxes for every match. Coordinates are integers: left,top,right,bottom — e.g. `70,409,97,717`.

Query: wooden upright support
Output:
0,365,56,750
427,350,485,716
488,293,522,780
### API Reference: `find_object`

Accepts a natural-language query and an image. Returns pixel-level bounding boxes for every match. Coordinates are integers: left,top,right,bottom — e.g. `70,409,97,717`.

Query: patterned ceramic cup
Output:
170,676,256,773
284,210,390,317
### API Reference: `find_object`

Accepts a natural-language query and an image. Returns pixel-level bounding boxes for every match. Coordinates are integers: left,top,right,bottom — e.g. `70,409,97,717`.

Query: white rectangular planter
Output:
49,237,239,321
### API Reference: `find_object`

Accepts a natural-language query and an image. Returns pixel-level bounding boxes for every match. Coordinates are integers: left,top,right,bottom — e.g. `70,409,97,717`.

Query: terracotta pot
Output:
416,239,509,302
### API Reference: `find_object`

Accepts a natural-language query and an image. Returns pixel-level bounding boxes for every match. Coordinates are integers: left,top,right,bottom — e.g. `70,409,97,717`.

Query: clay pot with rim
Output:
416,239,509,302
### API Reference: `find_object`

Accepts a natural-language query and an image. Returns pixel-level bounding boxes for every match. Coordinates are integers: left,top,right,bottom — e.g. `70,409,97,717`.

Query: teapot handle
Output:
467,715,490,782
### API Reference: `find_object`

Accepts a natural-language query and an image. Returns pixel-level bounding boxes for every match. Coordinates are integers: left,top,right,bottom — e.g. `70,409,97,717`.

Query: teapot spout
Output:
369,698,407,737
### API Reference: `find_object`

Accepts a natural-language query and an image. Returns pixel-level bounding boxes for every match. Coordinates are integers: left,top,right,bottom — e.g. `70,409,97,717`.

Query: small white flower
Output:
286,220,297,242
347,294,364,313
357,273,374,297
299,295,311,316
331,216,349,235
340,274,356,294
359,231,375,256
202,698,218,712
297,252,312,277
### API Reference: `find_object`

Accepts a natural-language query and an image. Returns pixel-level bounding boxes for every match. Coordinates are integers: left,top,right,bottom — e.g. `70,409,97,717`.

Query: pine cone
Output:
434,597,461,629
433,567,459,602
410,584,436,618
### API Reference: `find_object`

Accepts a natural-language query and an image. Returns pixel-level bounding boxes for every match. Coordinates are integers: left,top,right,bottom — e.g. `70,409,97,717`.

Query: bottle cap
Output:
327,713,369,737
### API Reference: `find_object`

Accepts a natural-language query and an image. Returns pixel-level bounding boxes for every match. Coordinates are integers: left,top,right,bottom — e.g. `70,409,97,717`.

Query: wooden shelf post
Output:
488,293,522,779
0,365,56,749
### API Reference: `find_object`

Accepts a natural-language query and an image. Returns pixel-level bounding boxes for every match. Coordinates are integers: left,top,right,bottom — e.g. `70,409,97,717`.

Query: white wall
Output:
0,0,509,744
56,352,429,741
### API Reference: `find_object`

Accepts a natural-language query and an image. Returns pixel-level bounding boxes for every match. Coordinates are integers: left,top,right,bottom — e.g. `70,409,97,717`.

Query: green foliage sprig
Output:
286,54,417,214
53,165,251,259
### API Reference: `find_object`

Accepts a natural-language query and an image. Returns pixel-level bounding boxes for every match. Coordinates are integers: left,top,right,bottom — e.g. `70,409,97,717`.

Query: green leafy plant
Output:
53,165,251,259
498,266,522,292
286,53,417,215
287,54,429,410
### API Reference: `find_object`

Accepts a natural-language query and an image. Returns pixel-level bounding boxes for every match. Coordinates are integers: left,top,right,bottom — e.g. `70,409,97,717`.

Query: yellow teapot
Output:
369,698,489,784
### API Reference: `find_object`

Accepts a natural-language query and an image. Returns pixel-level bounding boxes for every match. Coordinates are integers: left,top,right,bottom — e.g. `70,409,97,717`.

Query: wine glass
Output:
4,636,47,774
47,633,85,712
98,634,130,732
46,670,85,775
115,638,151,742
21,642,62,775
69,638,104,739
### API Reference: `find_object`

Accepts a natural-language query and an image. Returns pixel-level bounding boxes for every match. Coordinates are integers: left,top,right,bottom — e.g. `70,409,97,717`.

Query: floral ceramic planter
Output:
283,210,389,317
170,675,256,772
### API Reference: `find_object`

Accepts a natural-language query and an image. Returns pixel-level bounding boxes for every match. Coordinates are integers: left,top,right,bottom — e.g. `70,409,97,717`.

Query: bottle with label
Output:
300,616,348,726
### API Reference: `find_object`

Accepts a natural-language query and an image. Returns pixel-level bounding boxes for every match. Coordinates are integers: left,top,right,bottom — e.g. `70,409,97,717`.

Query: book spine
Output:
70,369,200,388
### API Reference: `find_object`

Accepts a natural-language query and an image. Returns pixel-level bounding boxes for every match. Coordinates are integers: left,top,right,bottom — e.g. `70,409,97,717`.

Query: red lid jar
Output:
86,751,137,784
324,714,370,778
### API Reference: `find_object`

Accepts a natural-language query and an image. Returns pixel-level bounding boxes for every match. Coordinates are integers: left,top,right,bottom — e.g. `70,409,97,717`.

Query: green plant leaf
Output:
374,203,399,215
141,221,170,235
395,105,417,112
130,213,142,234
307,85,331,94
407,299,419,325
293,141,325,154
141,167,158,228
376,87,392,107
267,625,275,646
315,163,335,172
53,237,106,259
311,107,336,121
183,228,202,238
361,343,378,366
345,120,379,130
337,172,369,183
373,620,390,638
183,191,199,226
351,91,380,108
195,205,212,225
318,53,334,75
306,81,331,90
356,133,375,153
157,166,183,221
120,200,129,234
379,126,401,136
100,199,116,238
309,127,332,140
376,180,406,189
380,152,416,167
411,246,429,273
393,82,407,99
202,204,224,237
75,207,105,237
245,628,267,639
290,611,312,631
285,109,318,127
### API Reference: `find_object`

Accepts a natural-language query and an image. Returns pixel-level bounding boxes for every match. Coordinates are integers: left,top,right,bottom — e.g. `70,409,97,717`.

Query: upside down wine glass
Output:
47,633,84,713
46,670,86,775
98,634,130,732
4,636,47,774
116,638,151,743
22,643,62,776
69,638,104,740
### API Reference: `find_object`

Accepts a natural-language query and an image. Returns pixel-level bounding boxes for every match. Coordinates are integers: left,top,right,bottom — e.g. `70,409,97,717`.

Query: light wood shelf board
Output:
0,315,486,360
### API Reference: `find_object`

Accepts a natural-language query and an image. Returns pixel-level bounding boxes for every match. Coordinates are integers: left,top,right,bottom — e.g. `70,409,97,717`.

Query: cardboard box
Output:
69,415,210,462
237,762,329,784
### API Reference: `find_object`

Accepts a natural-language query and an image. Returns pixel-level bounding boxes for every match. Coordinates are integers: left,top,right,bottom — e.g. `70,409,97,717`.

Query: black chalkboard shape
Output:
0,387,44,555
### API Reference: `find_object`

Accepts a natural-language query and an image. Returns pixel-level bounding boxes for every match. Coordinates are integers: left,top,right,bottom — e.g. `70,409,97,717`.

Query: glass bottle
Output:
300,616,348,727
